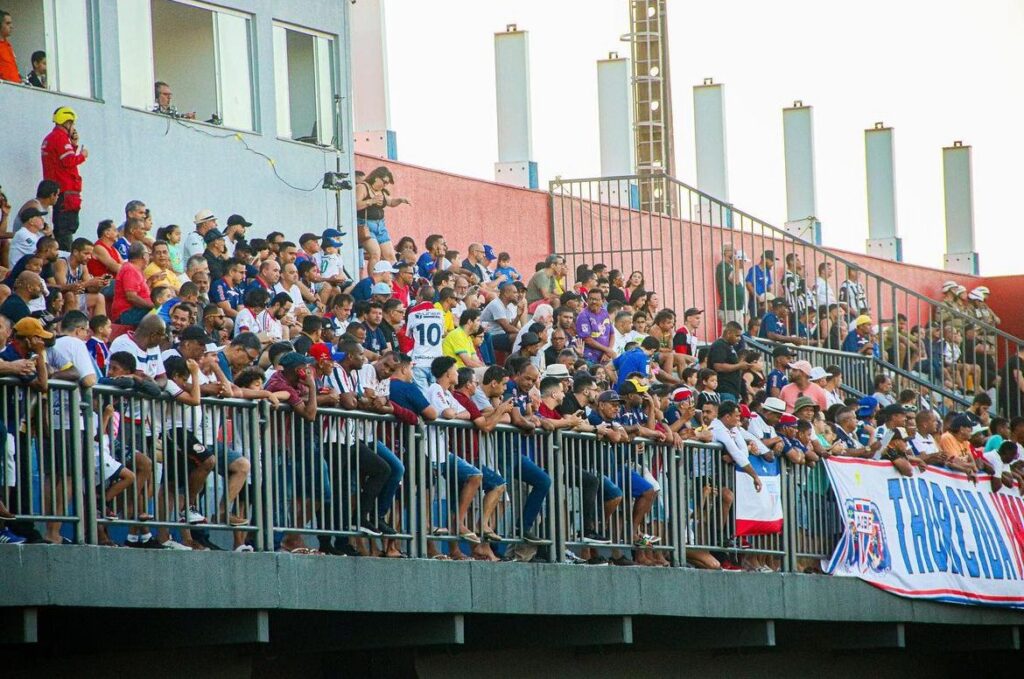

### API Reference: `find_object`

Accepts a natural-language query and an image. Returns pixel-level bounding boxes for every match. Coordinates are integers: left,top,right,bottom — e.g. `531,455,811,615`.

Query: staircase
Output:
549,173,1018,413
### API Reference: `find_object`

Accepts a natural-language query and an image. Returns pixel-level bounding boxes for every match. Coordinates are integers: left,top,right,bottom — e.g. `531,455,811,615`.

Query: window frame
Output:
271,19,339,149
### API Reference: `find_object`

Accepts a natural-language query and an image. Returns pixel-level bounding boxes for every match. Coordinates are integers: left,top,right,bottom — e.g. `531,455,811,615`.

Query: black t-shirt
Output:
0,295,31,325
292,334,313,355
708,337,742,396
607,285,627,305
558,391,584,417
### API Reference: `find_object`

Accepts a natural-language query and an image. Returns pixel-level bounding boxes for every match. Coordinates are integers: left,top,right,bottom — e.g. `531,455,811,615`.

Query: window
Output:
272,23,336,146
118,0,255,132
6,0,94,97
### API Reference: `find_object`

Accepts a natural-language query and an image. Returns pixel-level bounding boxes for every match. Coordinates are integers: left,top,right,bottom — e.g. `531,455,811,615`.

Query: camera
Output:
322,171,352,191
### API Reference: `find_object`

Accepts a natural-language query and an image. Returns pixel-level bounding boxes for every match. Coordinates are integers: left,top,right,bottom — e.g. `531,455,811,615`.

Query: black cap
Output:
227,214,252,228
19,206,48,222
204,228,226,244
772,345,798,358
763,250,775,260
179,326,211,343
520,332,541,347
279,352,314,369
596,390,622,403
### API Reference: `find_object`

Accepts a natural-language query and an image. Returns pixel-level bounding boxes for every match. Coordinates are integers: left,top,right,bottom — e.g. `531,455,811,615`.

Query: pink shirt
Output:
779,381,828,414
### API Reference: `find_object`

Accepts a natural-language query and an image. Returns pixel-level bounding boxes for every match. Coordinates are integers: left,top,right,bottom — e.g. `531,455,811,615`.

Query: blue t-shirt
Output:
351,277,375,303
612,348,649,390
363,324,387,354
390,378,430,417
760,312,787,339
114,237,131,261
766,368,789,394
745,265,772,296
842,331,870,354
210,278,242,309
494,265,521,282
416,252,444,280
0,343,34,423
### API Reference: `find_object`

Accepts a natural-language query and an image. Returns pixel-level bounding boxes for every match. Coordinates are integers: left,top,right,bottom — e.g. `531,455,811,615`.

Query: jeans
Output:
374,442,405,516
358,218,391,245
500,452,551,531
117,306,150,327
353,442,390,523
580,471,622,531
52,194,80,251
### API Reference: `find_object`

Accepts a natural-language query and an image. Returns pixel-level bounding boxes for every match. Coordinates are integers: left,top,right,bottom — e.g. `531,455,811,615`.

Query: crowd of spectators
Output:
0,102,1019,576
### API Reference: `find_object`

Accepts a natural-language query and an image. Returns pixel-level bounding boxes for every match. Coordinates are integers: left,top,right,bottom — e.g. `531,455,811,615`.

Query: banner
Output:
736,455,783,535
823,457,1024,609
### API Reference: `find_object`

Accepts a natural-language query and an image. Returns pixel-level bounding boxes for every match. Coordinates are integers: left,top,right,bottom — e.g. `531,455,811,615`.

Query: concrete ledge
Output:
3,546,1024,628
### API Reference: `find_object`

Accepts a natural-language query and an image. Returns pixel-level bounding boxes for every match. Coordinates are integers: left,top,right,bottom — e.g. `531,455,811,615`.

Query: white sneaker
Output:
160,539,192,550
181,507,208,525
234,544,254,553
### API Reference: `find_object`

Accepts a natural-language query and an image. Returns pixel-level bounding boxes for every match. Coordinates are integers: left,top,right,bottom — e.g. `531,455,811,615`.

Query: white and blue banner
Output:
735,456,783,536
824,457,1024,609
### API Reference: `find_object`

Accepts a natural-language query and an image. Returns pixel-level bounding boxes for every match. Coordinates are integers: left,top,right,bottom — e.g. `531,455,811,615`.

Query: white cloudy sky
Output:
379,0,1024,275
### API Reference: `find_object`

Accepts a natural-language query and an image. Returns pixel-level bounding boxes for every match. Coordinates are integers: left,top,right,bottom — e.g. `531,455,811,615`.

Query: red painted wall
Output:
357,154,1014,345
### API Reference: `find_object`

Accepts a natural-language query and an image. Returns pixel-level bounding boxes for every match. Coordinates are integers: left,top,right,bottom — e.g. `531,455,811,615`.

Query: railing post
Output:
782,460,795,573
249,401,266,552
550,429,566,562
413,423,428,558
258,400,274,552
69,386,87,545
673,446,686,568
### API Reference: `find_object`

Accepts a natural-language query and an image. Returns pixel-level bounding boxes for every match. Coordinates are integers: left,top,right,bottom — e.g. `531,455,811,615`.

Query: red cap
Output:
671,387,694,402
308,342,333,362
739,404,754,419
778,413,799,427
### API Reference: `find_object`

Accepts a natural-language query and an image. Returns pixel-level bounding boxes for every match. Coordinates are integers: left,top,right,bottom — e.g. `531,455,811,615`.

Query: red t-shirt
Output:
89,239,121,277
111,263,151,321
0,40,19,82
537,402,562,420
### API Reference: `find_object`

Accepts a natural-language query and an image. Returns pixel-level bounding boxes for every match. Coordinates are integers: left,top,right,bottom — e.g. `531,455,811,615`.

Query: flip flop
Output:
431,553,451,561
431,527,450,536
458,531,482,544
482,530,503,543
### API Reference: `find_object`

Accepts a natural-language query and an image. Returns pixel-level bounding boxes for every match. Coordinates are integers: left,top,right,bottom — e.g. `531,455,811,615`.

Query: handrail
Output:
874,356,972,408
550,172,1021,347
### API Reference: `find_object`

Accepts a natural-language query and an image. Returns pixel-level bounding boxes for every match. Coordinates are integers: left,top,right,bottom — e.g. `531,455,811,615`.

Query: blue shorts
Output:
601,475,624,500
619,467,655,499
436,454,483,487
358,218,391,245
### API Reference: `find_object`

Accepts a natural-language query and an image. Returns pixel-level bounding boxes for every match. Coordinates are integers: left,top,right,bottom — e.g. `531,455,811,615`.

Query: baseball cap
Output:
790,360,813,376
738,404,755,419
226,214,252,228
203,228,226,244
193,209,216,225
520,332,542,347
596,390,622,403
483,245,498,261
763,250,775,260
372,261,394,275
321,237,342,249
371,282,392,296
279,352,315,369
778,413,799,427
793,396,818,413
18,206,48,222
14,317,54,340
542,363,571,379
880,403,908,418
649,382,670,397
762,396,787,413
808,366,828,381
322,228,343,239
853,314,872,327
684,307,703,318
179,326,211,344
734,249,749,261
856,396,879,418
950,414,974,431
393,261,413,272
671,387,694,403
308,343,344,363
204,342,219,353
772,345,798,358
619,378,649,395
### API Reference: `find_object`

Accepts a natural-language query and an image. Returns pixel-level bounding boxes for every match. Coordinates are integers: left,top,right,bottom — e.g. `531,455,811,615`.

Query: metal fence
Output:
550,173,1022,416
1,378,849,570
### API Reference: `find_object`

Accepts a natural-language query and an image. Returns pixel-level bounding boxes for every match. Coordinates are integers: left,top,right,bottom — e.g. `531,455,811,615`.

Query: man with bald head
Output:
0,271,45,324
110,313,167,385
249,259,281,294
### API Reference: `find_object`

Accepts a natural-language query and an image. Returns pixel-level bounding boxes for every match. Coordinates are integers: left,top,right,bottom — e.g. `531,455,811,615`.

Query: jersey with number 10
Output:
406,302,445,368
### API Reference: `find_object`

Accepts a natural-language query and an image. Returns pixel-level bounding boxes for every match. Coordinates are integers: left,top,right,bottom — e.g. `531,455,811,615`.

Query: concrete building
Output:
0,0,358,272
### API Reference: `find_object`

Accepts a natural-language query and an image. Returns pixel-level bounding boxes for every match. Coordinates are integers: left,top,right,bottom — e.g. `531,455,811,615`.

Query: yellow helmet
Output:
52,106,77,125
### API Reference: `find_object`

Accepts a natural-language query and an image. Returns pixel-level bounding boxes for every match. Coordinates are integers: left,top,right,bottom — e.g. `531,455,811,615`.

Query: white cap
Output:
193,209,216,225
372,261,394,274
762,397,787,413
734,249,749,261
809,366,828,380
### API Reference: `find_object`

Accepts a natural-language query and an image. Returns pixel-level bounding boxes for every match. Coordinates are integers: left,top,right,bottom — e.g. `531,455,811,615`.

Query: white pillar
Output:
693,78,729,202
864,122,903,261
351,0,396,159
782,101,821,244
597,52,635,207
942,141,978,274
494,24,537,189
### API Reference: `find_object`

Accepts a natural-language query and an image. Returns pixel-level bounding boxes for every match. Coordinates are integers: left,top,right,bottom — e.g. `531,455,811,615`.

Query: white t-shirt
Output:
164,370,215,444
10,229,41,268
426,383,466,462
47,335,97,430
406,304,445,369
28,280,50,313
234,307,259,336
273,282,305,308
110,333,165,429
255,309,284,341
613,329,645,355
910,433,938,455
316,252,344,280
182,230,205,261
746,415,777,442
480,298,517,334
358,363,388,399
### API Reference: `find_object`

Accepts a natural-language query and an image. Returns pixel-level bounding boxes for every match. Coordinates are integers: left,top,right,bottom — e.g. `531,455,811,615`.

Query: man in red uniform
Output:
0,11,19,82
41,107,88,250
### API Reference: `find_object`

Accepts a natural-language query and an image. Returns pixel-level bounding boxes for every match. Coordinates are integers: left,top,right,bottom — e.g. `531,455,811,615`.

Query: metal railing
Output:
550,174,1021,416
743,335,871,398
0,379,849,570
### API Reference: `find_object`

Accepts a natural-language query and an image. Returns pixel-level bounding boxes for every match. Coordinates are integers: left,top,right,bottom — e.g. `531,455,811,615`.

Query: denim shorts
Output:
436,454,483,488
358,218,391,245
619,467,655,499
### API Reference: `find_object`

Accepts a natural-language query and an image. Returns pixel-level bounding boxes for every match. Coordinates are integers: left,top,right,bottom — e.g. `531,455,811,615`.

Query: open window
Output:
118,0,255,132
273,22,336,146
5,0,94,97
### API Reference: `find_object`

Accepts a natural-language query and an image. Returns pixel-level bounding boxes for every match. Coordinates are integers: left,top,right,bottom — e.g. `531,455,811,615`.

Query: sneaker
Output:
140,538,167,549
376,519,398,537
611,556,637,567
191,533,223,551
586,555,610,566
757,565,774,573
0,528,26,544
633,534,657,548
522,530,546,545
564,549,586,564
234,544,254,553
181,506,208,525
720,560,743,571
582,530,611,545
334,542,362,557
358,521,382,537
160,539,192,550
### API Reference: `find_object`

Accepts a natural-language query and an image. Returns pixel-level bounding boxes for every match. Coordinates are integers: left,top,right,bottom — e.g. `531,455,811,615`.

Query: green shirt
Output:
715,261,745,311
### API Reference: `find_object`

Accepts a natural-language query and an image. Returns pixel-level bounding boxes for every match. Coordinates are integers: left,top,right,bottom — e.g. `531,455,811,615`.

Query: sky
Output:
378,0,1024,275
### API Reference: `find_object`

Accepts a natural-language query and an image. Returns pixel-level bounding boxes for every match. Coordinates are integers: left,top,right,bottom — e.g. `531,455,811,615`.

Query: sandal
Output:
137,513,154,522
482,530,503,543
458,530,482,544
283,547,323,555
430,527,450,536
431,553,451,561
